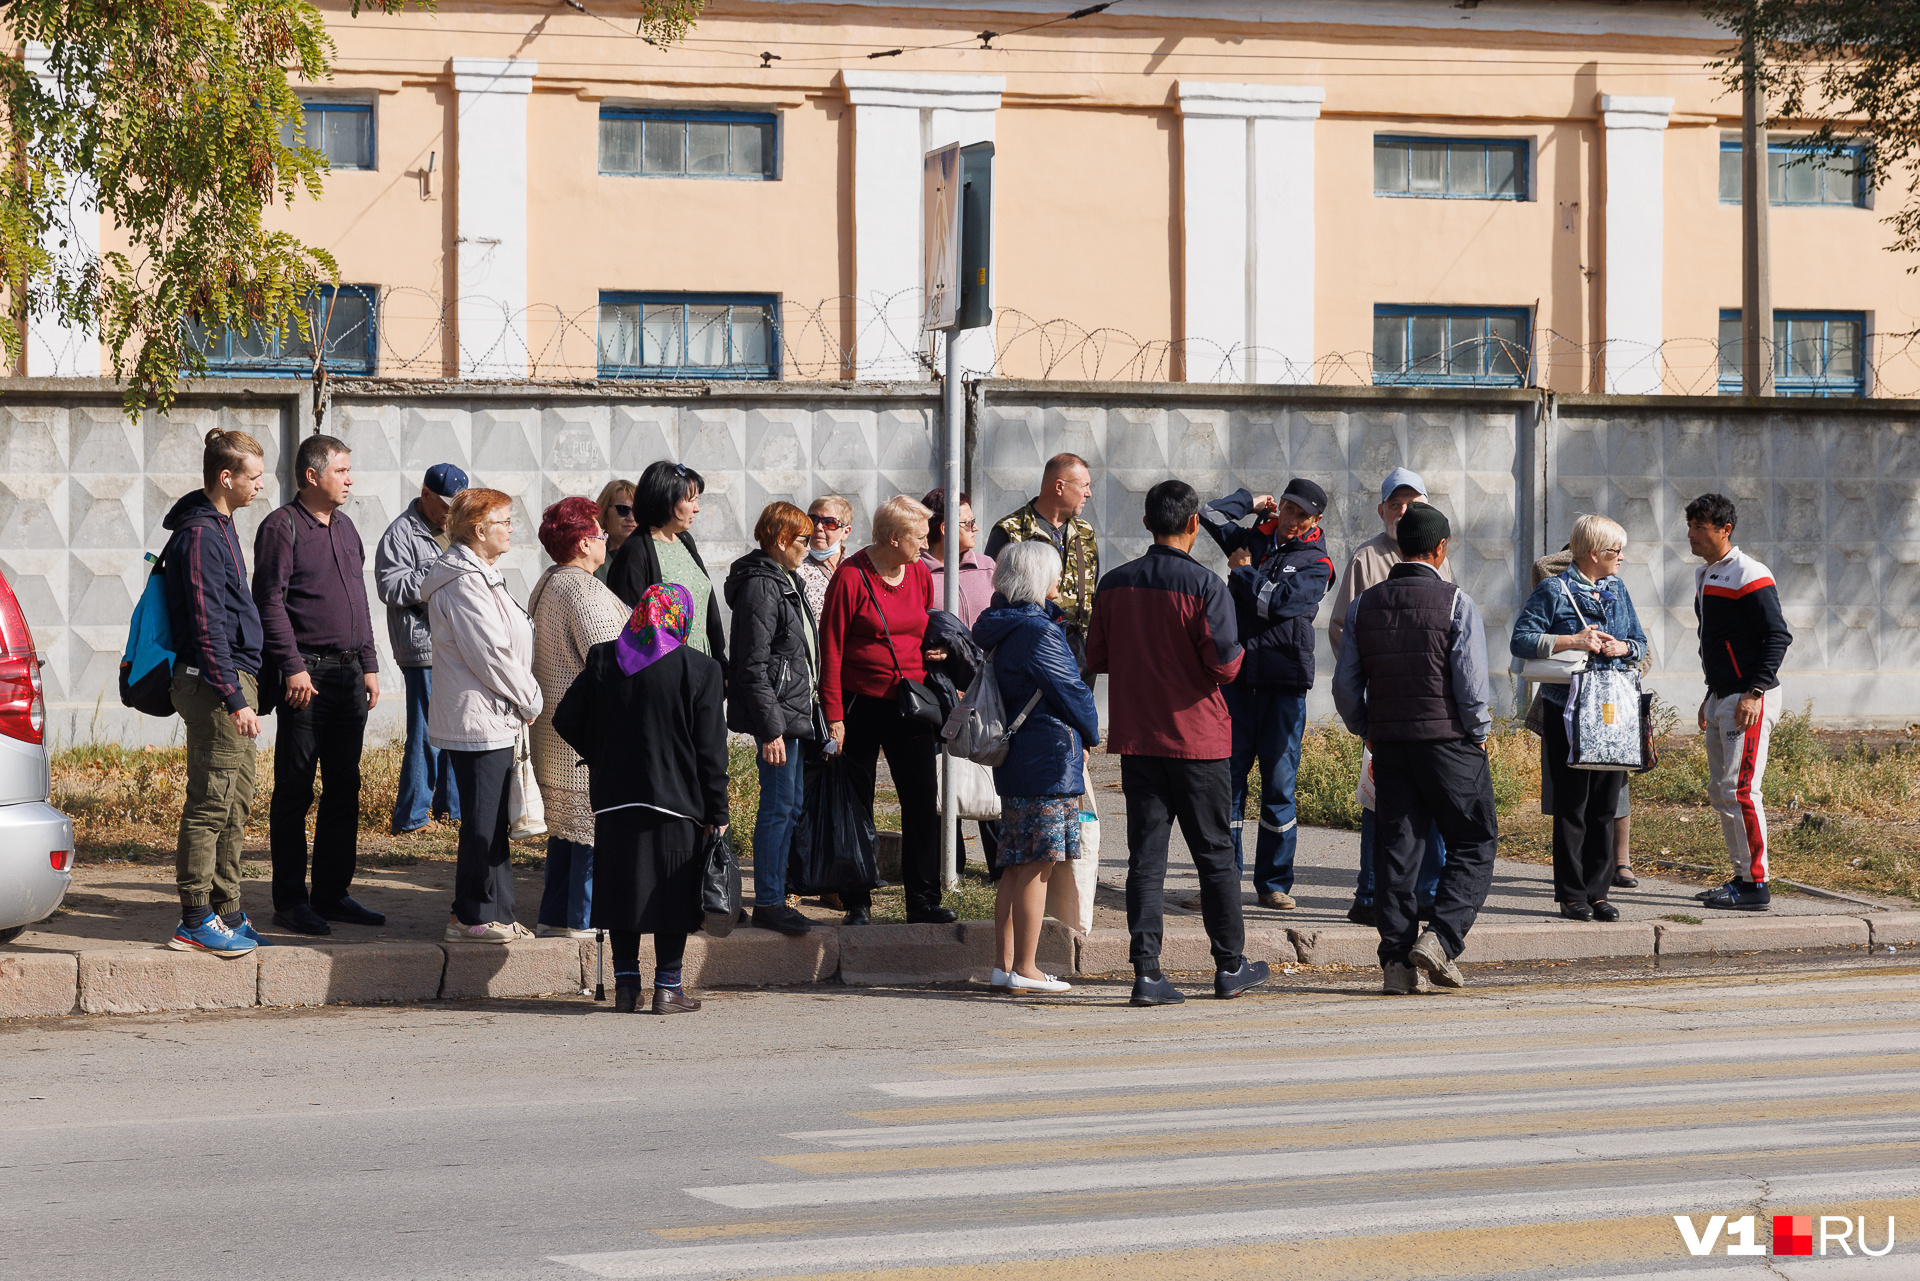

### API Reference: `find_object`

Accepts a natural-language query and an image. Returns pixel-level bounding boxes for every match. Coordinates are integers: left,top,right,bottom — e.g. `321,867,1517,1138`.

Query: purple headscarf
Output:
614,582,694,676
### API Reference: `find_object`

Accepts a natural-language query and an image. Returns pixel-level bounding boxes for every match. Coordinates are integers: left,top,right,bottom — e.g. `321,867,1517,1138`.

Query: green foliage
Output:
1708,0,1920,264
0,0,705,416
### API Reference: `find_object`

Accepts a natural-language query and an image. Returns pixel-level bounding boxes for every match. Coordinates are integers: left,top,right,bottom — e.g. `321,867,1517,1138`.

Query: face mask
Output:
808,540,842,562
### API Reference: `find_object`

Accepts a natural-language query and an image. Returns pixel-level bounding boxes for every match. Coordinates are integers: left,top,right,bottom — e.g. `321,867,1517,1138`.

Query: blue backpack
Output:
119,544,178,718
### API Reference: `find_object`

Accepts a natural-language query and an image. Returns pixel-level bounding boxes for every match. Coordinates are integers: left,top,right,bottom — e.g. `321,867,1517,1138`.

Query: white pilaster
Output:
1177,83,1324,384
453,58,536,379
25,43,100,377
842,72,1003,380
1599,94,1673,395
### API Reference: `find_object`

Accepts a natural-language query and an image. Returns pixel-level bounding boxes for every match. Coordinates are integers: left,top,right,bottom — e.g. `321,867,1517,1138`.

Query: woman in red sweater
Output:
820,494,951,927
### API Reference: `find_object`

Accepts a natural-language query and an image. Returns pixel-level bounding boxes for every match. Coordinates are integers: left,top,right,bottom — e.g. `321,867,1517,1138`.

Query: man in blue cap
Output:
1328,467,1450,926
1200,477,1335,911
376,462,468,834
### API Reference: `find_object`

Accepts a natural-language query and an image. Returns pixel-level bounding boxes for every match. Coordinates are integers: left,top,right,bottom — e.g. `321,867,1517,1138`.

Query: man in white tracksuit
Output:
1685,492,1793,912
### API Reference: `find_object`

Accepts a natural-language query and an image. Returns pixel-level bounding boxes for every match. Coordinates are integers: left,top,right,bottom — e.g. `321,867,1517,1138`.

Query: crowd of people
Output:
153,427,1793,1004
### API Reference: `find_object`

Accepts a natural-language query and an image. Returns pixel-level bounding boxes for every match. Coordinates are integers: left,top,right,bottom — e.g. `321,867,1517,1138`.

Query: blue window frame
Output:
599,108,776,179
1373,306,1530,387
187,285,378,378
282,99,374,170
598,293,779,380
1718,138,1866,207
1717,310,1866,396
1374,136,1527,200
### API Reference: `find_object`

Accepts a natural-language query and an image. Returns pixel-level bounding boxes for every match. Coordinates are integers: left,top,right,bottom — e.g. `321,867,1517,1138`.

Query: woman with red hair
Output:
528,496,628,938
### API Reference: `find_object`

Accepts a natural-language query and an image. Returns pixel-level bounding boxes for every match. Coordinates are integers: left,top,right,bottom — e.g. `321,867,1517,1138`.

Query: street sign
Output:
922,144,961,333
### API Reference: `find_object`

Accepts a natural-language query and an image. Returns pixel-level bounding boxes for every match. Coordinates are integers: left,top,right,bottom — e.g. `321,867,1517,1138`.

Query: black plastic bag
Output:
699,827,741,937
787,758,879,897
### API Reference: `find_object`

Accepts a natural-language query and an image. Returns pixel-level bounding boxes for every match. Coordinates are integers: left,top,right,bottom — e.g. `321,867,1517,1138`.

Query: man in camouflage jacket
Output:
984,452,1100,682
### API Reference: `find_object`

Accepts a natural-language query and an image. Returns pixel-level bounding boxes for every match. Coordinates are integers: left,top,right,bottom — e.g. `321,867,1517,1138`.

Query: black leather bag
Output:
858,566,945,730
698,827,741,937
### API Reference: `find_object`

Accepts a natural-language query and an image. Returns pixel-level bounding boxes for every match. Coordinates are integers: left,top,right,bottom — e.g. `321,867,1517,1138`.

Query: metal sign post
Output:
923,141,993,894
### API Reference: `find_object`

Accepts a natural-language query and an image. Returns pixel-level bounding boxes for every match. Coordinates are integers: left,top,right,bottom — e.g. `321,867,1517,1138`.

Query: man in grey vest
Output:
1331,503,1498,995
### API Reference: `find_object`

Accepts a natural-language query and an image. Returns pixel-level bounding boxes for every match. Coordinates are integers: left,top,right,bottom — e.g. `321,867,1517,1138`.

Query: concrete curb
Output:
0,911,1904,1020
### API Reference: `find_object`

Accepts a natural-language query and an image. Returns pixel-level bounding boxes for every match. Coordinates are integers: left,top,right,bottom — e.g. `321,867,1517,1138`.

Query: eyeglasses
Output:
810,515,845,531
588,531,609,541
959,520,978,532
486,518,513,530
613,504,633,519
1595,546,1624,557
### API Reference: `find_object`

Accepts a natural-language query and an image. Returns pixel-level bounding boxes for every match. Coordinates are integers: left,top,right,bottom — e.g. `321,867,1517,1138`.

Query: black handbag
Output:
698,826,741,937
858,566,944,730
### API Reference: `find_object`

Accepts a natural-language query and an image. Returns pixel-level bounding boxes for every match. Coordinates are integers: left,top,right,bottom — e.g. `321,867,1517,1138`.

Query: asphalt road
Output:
3,956,1918,1281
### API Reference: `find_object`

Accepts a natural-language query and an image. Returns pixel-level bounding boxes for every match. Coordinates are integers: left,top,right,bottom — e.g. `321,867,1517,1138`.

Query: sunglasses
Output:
810,515,846,531
613,504,633,519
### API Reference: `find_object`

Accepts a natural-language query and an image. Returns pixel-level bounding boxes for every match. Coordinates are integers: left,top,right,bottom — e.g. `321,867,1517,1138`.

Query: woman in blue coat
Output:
971,541,1101,995
1510,514,1647,922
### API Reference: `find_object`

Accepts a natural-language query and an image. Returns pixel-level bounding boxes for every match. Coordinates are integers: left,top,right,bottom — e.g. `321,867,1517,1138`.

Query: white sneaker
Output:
535,924,594,939
1009,971,1072,994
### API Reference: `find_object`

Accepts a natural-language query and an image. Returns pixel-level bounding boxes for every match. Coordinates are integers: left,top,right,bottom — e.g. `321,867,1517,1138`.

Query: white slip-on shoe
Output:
1010,972,1073,994
988,968,1014,993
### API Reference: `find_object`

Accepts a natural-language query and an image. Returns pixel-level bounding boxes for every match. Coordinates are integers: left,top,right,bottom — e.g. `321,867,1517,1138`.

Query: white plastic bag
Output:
1355,745,1376,812
1045,791,1100,936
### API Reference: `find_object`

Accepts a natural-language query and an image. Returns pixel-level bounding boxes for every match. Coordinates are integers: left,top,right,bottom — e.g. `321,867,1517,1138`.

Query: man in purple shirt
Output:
252,433,384,935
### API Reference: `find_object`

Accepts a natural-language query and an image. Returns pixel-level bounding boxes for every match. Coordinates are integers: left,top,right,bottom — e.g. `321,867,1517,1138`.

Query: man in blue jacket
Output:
161,428,271,958
1201,478,1334,911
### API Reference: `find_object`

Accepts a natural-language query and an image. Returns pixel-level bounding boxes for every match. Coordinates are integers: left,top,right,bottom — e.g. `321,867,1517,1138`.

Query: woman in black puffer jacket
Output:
723,502,820,937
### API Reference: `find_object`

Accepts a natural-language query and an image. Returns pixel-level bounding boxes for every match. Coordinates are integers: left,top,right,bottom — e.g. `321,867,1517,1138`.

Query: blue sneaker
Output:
168,917,257,957
226,914,273,947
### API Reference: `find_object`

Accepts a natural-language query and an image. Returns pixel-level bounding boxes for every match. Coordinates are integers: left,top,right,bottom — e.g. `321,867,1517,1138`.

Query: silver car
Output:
0,570,72,946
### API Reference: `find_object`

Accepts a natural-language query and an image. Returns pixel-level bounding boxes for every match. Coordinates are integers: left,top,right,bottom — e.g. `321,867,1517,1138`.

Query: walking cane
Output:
594,927,606,1002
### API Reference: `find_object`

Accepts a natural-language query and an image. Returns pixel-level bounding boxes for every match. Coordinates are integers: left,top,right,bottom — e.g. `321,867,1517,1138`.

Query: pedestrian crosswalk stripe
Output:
935,1015,1920,1075
869,1030,1920,1099
551,1182,1920,1278
686,1121,1920,1209
765,1090,1920,1174
854,1052,1920,1123
794,1072,1919,1148
980,976,1920,1041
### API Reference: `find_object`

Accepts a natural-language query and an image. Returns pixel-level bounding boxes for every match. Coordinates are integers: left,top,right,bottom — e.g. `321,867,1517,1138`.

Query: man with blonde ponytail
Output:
161,428,270,957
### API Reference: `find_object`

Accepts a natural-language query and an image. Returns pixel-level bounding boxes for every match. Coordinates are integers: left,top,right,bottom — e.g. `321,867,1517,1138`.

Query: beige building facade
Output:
32,0,1920,396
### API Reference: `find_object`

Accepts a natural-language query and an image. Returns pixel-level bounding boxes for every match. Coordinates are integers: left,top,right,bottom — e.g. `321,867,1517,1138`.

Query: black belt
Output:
300,650,362,667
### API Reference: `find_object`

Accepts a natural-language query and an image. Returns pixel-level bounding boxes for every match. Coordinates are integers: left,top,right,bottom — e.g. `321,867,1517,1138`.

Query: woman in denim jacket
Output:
1510,514,1647,921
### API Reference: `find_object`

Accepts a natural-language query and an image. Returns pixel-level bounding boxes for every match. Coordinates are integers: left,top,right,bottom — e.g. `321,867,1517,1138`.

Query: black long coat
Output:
554,642,729,933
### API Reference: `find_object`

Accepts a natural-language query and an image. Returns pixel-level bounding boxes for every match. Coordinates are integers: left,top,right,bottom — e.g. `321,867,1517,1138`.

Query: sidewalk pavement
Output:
3,752,1913,1020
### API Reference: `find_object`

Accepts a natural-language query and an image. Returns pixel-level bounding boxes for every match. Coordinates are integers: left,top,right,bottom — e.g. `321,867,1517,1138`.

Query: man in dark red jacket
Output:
1088,479,1272,1007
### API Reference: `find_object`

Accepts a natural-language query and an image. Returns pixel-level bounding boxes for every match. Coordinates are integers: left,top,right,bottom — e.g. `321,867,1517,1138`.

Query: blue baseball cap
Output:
423,463,469,499
1380,467,1427,503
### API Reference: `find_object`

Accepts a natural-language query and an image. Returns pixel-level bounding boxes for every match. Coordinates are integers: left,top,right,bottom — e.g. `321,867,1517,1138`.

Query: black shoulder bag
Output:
858,566,945,730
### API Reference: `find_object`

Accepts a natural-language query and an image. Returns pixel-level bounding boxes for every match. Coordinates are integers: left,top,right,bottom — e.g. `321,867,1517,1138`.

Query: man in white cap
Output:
1328,467,1450,927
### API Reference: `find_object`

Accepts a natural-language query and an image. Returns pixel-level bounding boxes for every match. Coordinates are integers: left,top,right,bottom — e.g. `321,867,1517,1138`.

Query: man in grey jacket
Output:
1332,503,1498,997
376,463,467,834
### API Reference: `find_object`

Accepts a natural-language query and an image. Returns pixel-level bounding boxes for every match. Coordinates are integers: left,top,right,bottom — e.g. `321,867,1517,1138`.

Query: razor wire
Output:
191,284,1920,400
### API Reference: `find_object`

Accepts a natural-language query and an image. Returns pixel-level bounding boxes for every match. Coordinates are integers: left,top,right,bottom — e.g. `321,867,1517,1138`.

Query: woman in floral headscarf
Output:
555,584,729,1015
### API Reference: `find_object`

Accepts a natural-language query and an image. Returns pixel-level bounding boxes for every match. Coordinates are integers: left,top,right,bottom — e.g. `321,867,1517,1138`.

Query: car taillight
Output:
0,575,44,746
50,849,70,872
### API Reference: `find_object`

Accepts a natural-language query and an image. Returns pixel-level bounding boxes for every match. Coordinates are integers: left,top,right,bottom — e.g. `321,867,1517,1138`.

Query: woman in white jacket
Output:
422,488,544,943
